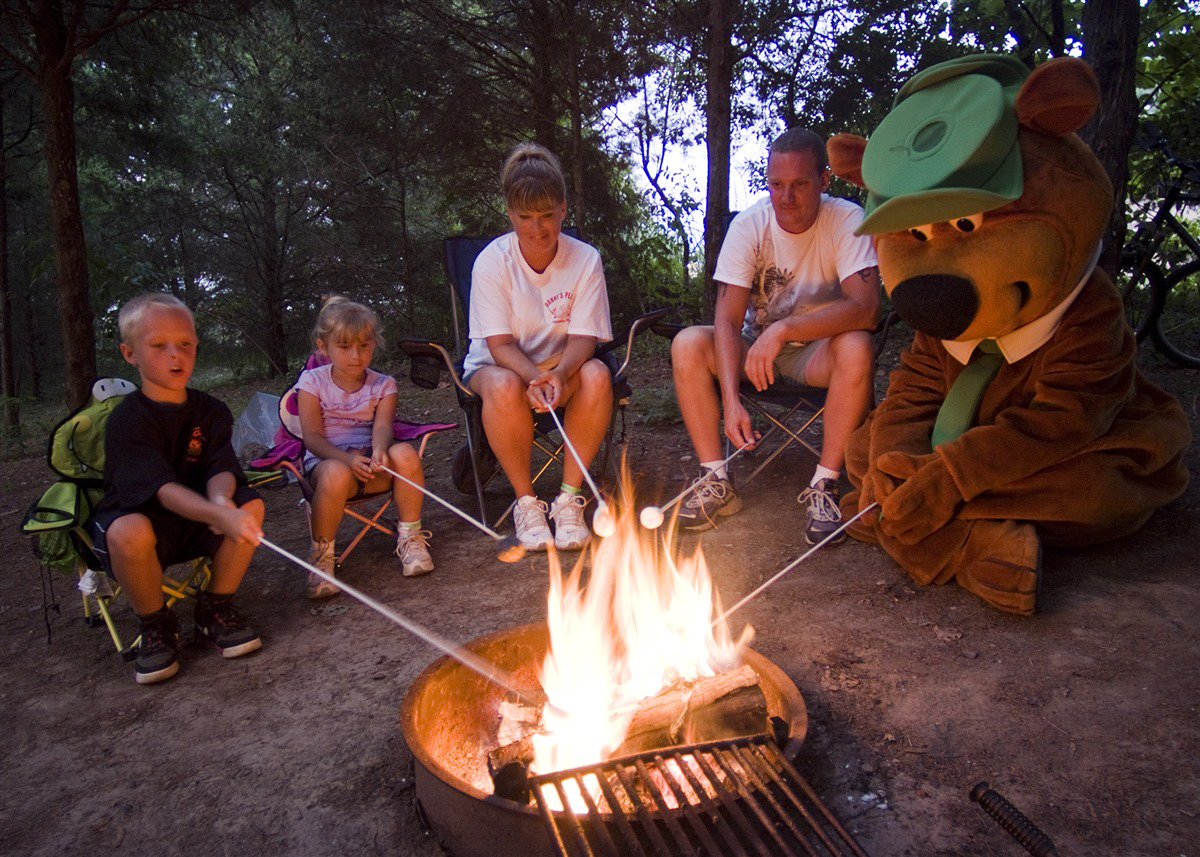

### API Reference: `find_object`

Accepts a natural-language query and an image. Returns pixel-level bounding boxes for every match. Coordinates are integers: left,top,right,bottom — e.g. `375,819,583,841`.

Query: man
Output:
671,127,880,543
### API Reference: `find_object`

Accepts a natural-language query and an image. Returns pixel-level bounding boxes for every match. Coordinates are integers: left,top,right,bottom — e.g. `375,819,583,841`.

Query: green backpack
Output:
22,378,138,573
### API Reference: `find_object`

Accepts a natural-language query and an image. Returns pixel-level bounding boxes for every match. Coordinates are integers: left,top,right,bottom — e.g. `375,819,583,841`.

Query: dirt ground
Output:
2,342,1198,857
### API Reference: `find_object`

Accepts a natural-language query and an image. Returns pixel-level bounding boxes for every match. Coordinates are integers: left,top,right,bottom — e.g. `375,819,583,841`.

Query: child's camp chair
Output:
249,353,455,570
21,378,214,660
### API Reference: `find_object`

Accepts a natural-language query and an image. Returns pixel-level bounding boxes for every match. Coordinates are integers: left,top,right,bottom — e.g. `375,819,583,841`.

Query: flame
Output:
530,479,752,782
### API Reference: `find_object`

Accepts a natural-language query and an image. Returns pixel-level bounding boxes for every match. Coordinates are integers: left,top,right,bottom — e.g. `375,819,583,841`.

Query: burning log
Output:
488,664,769,778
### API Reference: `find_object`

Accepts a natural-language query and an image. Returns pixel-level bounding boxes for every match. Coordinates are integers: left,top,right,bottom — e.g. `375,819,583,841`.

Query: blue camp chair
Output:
400,232,667,527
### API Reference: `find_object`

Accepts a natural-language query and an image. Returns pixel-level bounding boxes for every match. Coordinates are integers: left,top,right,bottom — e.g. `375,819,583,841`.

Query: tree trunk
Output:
261,185,288,379
528,0,556,151
703,0,737,317
567,34,587,235
35,5,97,409
1081,0,1140,279
0,94,19,433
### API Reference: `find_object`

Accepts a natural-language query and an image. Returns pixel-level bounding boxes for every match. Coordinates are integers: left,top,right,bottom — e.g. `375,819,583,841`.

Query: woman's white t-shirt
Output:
463,232,613,377
714,195,877,340
293,364,397,469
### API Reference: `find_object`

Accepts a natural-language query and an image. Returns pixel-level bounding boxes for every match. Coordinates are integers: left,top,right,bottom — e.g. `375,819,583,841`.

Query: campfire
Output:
399,483,884,857
495,496,759,789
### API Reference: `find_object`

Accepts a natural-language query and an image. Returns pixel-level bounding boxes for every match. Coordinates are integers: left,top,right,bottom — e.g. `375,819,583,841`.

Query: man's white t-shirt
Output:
293,364,397,469
464,232,613,376
714,195,877,340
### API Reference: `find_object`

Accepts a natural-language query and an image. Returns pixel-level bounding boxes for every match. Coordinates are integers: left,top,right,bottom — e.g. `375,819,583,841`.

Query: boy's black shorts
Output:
88,484,260,577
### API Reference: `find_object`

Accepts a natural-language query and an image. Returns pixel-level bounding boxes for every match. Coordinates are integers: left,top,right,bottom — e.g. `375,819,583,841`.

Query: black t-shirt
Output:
95,389,246,517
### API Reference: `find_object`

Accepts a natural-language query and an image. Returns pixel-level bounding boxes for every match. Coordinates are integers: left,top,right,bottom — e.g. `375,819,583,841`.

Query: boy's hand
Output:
212,504,262,546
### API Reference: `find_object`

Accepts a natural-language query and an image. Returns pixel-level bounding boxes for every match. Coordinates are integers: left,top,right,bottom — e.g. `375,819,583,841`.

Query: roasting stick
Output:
713,502,880,627
258,536,563,716
372,463,526,563
638,441,755,529
543,405,617,537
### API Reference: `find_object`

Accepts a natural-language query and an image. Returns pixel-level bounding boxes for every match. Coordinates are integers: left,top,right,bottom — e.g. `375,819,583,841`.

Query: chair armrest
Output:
600,308,672,379
398,338,475,400
649,320,686,342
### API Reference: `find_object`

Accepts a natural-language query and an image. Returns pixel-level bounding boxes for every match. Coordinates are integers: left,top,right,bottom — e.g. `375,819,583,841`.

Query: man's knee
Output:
828,330,874,380
671,326,716,374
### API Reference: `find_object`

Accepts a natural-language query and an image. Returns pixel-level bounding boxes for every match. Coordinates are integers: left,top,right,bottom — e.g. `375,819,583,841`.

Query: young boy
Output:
89,293,265,685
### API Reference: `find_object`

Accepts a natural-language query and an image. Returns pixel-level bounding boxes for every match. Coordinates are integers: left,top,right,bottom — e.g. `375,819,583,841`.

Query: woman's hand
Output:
527,370,562,411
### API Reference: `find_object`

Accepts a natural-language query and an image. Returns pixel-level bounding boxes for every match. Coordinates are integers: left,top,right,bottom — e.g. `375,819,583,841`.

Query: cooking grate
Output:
528,734,871,857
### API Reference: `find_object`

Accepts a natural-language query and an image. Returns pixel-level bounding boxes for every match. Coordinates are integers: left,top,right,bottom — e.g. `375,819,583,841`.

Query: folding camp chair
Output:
22,378,215,660
249,353,455,570
399,232,667,527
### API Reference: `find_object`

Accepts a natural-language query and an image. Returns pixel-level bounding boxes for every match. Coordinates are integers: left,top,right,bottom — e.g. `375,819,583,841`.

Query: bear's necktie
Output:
931,339,1003,448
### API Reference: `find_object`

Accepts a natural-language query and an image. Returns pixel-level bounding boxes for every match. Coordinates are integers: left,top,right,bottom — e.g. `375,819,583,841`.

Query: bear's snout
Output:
890,274,979,340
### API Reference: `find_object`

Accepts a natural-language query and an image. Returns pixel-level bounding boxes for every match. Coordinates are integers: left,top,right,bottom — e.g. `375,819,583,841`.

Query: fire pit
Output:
400,621,810,857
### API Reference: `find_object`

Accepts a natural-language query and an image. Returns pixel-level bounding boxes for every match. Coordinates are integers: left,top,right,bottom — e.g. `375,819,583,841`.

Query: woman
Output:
462,142,613,552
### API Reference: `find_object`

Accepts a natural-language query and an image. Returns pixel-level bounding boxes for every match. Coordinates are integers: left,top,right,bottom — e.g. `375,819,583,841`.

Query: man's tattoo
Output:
857,266,879,282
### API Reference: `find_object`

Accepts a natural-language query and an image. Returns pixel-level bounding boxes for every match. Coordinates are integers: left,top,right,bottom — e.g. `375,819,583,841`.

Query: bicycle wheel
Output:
1152,257,1200,369
1116,257,1165,341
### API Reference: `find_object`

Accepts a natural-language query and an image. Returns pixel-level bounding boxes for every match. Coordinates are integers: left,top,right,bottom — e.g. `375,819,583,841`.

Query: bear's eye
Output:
950,213,984,233
909,224,932,241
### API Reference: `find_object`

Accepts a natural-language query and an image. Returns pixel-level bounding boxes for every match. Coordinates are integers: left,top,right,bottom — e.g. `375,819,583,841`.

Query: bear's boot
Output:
952,519,1042,616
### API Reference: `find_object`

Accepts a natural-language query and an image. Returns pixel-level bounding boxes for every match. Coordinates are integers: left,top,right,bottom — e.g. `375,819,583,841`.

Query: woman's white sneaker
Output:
549,492,590,550
513,495,552,551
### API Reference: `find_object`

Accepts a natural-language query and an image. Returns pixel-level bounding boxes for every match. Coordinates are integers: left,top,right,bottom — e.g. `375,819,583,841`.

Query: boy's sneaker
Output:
396,526,435,577
194,594,262,659
549,492,590,550
306,538,339,599
134,609,182,685
799,478,844,545
513,495,552,552
677,471,742,532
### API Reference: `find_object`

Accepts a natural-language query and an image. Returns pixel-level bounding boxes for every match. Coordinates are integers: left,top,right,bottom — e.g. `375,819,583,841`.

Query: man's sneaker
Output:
194,594,262,659
513,495,552,551
549,492,590,550
799,478,844,545
396,526,435,577
306,538,339,599
134,609,182,685
677,472,742,532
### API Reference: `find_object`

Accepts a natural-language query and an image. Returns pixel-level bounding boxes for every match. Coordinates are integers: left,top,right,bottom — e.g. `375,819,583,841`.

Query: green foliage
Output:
3,0,1192,431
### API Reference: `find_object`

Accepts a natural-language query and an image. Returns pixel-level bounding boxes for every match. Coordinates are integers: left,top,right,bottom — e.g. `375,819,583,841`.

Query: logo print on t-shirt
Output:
544,290,573,324
749,265,798,333
186,426,205,463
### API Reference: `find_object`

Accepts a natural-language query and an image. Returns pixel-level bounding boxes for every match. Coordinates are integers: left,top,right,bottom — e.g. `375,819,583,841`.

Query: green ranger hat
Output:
857,54,1031,235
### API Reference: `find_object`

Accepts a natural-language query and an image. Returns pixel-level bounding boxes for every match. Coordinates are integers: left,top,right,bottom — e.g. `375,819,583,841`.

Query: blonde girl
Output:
296,297,431,598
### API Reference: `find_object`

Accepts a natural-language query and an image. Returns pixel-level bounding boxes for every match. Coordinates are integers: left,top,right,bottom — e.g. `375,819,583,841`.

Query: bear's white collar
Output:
943,242,1101,365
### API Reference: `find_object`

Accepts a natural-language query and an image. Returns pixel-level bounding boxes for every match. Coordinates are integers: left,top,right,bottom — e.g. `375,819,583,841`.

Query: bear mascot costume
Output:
827,54,1191,616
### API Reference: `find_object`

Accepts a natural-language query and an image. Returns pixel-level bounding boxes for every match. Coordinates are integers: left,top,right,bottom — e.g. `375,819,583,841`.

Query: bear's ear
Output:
1015,56,1099,136
828,133,868,187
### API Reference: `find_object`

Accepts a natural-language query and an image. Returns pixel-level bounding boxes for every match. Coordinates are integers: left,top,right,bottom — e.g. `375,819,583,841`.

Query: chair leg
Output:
338,498,395,567
734,396,824,485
